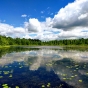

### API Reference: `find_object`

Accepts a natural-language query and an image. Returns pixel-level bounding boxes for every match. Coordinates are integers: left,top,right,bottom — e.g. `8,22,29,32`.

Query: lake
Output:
0,46,88,88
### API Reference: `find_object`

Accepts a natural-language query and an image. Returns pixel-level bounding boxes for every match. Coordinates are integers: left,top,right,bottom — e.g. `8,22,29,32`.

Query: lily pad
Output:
79,80,82,82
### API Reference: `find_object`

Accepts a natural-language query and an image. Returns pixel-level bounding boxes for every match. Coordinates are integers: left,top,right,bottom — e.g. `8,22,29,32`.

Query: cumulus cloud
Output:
0,23,27,38
21,14,27,17
52,0,88,30
58,29,88,40
24,18,42,32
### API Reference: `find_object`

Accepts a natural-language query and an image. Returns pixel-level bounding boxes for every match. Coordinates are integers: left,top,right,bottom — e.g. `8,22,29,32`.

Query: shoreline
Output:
0,45,88,48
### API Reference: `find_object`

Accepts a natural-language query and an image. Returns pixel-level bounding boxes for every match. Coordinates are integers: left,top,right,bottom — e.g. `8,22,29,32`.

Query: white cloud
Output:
0,23,27,38
78,13,88,20
57,27,88,40
1,0,88,40
21,14,27,17
52,0,88,30
22,34,32,39
24,18,42,32
14,27,25,33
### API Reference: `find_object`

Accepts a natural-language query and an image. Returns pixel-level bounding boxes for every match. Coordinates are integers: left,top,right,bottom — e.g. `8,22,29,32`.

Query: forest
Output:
0,35,88,46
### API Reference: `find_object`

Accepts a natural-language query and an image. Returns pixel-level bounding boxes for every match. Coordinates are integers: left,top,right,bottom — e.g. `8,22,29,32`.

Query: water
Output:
0,46,88,88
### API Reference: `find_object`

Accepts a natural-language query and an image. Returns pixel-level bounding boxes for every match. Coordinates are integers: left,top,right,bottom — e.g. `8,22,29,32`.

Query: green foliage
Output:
45,38,88,46
0,36,9,45
0,35,41,46
0,35,88,46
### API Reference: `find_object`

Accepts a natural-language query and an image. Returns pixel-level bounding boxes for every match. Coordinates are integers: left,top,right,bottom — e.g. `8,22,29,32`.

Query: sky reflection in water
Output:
0,47,88,88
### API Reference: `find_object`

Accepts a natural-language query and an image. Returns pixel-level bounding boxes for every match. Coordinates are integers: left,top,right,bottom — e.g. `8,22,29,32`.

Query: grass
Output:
0,45,88,51
0,45,11,48
62,45,88,51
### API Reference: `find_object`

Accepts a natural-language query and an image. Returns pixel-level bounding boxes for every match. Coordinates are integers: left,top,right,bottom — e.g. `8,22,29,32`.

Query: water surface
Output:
0,46,88,88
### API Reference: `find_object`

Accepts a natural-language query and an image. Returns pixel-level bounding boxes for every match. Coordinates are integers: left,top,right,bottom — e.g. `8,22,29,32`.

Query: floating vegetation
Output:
59,84,64,87
2,84,10,88
4,66,8,68
42,85,45,88
48,83,50,85
0,76,3,78
66,66,71,68
71,76,75,78
86,72,88,75
47,83,50,87
62,74,67,76
67,78,72,80
63,78,66,80
2,84,8,86
15,86,19,88
47,84,50,87
46,63,52,66
75,65,79,67
3,71,9,75
75,75,77,76
19,66,23,68
79,80,82,82
9,74,12,78
29,62,32,65
76,68,79,69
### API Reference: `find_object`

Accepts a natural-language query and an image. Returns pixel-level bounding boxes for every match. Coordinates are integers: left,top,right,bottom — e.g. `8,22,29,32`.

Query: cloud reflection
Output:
0,49,88,67
0,48,88,88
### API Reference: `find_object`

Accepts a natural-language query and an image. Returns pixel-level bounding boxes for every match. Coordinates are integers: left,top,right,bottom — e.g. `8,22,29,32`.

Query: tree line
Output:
0,35,88,46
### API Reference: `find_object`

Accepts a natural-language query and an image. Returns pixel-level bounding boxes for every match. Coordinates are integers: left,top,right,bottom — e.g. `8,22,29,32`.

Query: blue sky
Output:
0,0,74,26
0,0,88,40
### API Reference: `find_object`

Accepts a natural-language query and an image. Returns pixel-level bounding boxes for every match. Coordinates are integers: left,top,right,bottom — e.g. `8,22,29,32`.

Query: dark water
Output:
0,46,88,88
